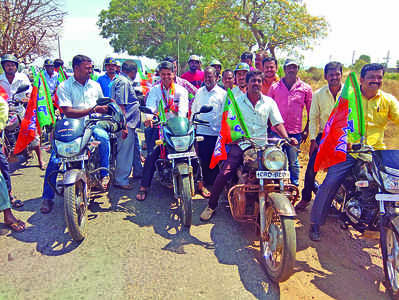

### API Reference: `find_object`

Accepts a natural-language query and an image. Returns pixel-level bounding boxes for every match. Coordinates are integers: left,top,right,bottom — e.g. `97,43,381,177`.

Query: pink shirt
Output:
268,78,312,134
181,70,204,89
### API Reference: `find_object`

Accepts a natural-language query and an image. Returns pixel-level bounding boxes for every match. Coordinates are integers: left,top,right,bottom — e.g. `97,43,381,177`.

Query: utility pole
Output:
383,50,390,67
57,35,61,59
351,50,356,65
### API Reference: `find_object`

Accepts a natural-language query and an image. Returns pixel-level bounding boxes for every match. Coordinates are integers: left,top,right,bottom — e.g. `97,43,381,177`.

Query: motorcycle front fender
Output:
175,162,191,175
268,192,296,217
63,169,87,186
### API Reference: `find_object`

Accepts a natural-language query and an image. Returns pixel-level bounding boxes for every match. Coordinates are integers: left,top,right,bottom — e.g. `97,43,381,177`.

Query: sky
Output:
55,0,399,68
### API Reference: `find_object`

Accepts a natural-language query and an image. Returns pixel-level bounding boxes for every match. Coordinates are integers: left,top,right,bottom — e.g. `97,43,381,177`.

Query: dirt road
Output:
0,151,391,299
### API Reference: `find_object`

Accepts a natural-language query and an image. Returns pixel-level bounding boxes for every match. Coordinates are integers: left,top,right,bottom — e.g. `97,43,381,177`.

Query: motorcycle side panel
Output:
63,169,87,186
268,192,296,217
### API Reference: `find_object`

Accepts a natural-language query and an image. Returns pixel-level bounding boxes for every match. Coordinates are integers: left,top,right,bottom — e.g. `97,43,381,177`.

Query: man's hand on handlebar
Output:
94,105,109,114
288,137,298,146
144,119,153,128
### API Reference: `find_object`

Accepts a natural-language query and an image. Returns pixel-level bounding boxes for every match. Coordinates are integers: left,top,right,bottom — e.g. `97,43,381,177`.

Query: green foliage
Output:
384,72,399,80
306,67,323,81
97,0,328,66
358,54,371,63
351,59,368,74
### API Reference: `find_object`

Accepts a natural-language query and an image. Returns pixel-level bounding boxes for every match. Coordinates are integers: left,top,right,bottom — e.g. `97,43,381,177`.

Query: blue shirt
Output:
97,73,116,97
43,70,59,95
111,72,140,128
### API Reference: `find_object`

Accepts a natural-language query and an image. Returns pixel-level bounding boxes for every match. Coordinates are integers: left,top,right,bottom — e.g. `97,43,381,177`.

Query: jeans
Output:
144,127,159,158
270,132,302,186
0,173,10,211
115,127,136,186
0,147,11,193
301,134,322,202
310,155,356,225
42,125,110,201
132,130,143,177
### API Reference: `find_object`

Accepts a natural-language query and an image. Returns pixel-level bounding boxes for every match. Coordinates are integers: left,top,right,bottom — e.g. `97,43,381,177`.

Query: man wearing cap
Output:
240,52,255,70
262,57,279,95
232,63,250,99
43,59,59,95
210,59,222,82
268,58,312,186
136,61,189,201
115,61,121,75
181,55,204,89
97,57,117,97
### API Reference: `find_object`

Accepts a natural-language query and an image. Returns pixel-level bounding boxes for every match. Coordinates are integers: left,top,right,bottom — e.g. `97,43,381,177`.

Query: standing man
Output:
240,52,255,70
136,61,188,201
255,50,266,71
191,67,226,190
40,55,111,213
97,57,117,97
200,70,297,221
309,63,399,241
43,59,59,95
210,59,222,82
262,57,279,95
268,59,312,186
181,55,204,89
296,62,343,210
111,61,141,189
232,63,250,99
221,69,234,91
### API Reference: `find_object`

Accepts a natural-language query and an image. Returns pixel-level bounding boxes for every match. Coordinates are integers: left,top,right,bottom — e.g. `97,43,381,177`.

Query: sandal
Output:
10,196,24,208
200,186,211,198
40,199,54,214
5,219,25,232
100,176,110,191
136,189,147,201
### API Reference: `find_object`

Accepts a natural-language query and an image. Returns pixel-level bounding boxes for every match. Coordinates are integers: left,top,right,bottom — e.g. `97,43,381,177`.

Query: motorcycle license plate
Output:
256,170,290,179
60,154,88,162
167,152,196,159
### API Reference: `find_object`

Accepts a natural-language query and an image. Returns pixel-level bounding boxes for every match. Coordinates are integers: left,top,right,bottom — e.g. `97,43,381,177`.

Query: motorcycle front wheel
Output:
260,202,296,282
64,180,88,242
381,223,399,297
178,174,192,227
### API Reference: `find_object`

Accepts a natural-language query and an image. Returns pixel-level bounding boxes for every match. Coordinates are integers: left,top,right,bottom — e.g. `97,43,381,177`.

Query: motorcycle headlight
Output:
170,135,192,152
262,147,286,171
55,138,82,157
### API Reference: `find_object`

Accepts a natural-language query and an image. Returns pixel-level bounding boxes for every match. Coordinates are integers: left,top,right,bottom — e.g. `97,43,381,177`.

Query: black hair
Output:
158,61,175,72
122,61,138,73
324,61,343,76
360,63,385,78
222,69,233,77
72,55,91,69
241,51,253,60
246,69,263,83
54,58,64,68
163,56,176,63
262,57,278,67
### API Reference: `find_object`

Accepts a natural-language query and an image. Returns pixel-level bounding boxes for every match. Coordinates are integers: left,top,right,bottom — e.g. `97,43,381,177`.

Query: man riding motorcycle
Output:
40,54,111,214
309,63,399,241
200,70,298,221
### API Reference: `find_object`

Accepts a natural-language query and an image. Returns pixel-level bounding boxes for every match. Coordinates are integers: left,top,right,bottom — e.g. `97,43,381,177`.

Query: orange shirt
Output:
262,75,279,95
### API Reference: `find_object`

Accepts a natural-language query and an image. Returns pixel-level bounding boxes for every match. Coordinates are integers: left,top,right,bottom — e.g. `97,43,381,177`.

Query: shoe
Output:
200,206,215,222
10,196,24,208
309,224,321,241
295,199,310,211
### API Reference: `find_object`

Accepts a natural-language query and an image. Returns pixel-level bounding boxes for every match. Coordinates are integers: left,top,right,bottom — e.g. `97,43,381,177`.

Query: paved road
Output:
0,151,390,299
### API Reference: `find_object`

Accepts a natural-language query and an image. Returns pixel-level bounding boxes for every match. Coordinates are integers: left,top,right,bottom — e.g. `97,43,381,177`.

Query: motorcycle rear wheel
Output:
260,203,296,283
178,175,192,228
64,180,88,242
381,224,399,297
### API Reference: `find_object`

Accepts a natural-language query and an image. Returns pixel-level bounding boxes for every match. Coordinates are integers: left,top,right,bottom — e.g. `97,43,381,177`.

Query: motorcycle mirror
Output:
199,105,213,114
139,106,153,114
15,84,30,95
97,97,112,106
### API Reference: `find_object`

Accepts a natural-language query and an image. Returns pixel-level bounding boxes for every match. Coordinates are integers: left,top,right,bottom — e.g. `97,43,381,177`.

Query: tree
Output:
358,54,371,64
0,0,66,63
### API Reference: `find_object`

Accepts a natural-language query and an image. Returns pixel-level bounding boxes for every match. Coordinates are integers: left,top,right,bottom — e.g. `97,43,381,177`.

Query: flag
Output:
14,77,39,154
36,71,56,128
58,66,67,82
209,89,250,169
314,72,365,171
0,85,8,101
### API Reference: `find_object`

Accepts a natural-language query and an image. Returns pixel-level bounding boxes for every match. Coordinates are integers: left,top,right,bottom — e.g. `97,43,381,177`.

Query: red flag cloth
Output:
0,85,8,101
314,98,349,172
14,85,39,154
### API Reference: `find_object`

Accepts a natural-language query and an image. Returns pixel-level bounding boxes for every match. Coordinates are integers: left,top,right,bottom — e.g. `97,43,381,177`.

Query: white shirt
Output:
231,86,245,100
57,76,103,121
43,70,59,95
191,84,226,136
146,83,188,119
236,93,284,147
0,72,32,101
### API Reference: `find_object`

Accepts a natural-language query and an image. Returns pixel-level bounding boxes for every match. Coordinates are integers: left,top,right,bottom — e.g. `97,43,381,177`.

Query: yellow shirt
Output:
309,85,342,140
362,90,399,149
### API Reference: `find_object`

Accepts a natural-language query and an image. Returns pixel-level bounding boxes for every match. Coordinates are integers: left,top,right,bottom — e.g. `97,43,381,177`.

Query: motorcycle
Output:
2,84,30,159
225,137,299,282
48,98,125,241
331,144,399,296
139,105,212,228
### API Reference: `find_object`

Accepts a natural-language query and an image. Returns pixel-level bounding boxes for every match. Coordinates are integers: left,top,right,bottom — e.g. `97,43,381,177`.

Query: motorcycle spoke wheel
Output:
260,203,296,282
178,175,192,228
381,225,399,296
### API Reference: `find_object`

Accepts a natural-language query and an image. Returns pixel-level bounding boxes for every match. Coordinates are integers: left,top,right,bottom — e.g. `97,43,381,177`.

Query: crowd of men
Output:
0,51,399,245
